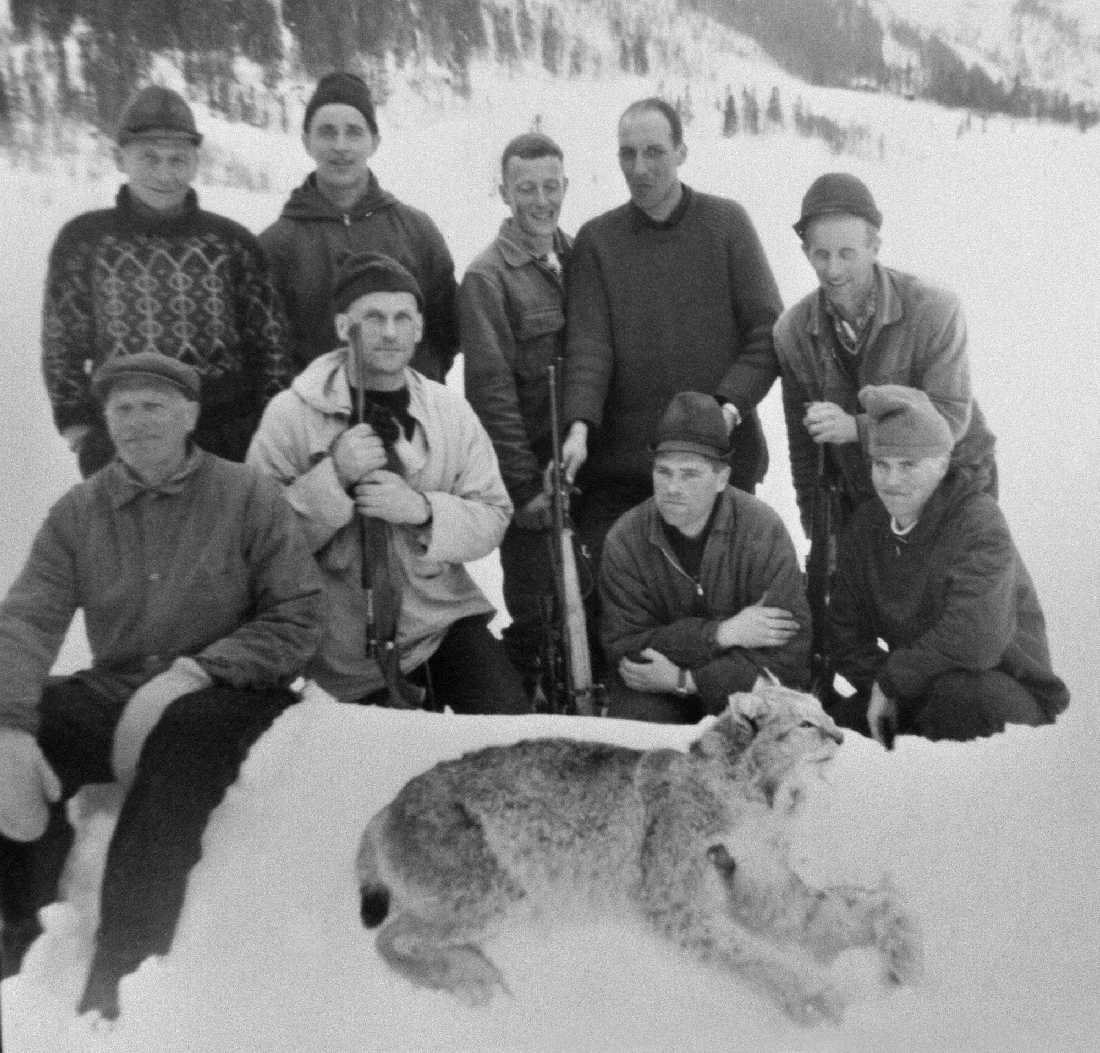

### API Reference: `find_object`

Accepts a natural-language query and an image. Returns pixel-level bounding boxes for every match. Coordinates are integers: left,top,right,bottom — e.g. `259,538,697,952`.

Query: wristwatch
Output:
675,666,691,696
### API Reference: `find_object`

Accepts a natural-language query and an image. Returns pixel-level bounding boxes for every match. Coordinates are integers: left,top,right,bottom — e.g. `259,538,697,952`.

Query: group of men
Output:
0,74,1069,1019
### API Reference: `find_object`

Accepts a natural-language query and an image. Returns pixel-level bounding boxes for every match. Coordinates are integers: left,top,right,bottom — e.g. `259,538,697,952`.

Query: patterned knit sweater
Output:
42,186,293,433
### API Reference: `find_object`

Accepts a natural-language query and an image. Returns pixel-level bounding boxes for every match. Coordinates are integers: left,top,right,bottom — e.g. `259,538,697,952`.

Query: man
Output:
0,353,322,1018
774,172,998,536
829,385,1068,744
561,97,783,567
458,132,572,687
248,252,528,713
599,392,810,723
42,85,292,476
260,71,458,380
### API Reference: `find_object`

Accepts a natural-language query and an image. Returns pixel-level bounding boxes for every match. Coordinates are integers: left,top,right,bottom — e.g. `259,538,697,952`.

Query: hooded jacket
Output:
829,470,1068,720
259,173,458,380
246,353,511,702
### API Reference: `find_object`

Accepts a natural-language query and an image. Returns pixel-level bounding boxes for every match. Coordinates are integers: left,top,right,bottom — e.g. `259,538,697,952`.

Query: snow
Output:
2,50,1099,1053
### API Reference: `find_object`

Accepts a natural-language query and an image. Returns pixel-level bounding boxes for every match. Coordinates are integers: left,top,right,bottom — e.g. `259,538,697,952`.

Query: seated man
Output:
0,353,322,1018
599,392,810,723
248,252,528,714
828,385,1069,744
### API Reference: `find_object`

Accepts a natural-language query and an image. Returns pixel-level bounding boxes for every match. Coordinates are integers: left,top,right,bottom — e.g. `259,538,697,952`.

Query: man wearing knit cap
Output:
41,84,293,477
598,392,810,723
248,252,528,714
774,172,998,538
828,384,1068,745
0,352,323,1015
260,71,458,379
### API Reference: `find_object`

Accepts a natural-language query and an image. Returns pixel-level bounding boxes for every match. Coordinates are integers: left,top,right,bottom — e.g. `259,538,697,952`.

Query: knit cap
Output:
303,72,378,136
860,385,953,459
116,86,202,147
650,392,733,461
794,172,881,237
333,252,424,314
91,352,202,403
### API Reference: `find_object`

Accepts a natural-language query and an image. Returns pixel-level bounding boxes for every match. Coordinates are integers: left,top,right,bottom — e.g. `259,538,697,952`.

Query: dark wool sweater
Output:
259,172,458,380
563,186,782,490
829,471,1069,720
42,186,293,433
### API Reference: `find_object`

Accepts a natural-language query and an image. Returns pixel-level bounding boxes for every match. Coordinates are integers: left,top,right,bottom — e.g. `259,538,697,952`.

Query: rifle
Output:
542,361,601,716
806,445,840,705
348,322,425,710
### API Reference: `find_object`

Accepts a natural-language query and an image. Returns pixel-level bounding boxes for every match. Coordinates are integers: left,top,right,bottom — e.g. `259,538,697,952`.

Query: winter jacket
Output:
458,220,572,507
829,470,1069,720
259,172,458,380
563,186,783,492
774,264,998,535
246,353,511,703
41,186,293,448
0,451,324,735
599,487,811,712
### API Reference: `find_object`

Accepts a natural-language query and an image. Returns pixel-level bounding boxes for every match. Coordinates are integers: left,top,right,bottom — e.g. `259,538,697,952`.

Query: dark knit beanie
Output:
91,352,202,403
860,384,953,459
303,72,378,136
794,172,882,237
333,252,424,314
650,392,733,460
117,86,202,147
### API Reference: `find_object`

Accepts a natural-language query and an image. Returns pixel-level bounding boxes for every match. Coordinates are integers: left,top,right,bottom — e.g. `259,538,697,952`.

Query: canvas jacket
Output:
0,452,323,735
599,487,811,712
247,353,511,702
458,219,572,507
259,173,458,380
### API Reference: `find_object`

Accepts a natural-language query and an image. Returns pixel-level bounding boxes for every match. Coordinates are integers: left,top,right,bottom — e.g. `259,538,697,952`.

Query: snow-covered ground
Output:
1,53,1099,1052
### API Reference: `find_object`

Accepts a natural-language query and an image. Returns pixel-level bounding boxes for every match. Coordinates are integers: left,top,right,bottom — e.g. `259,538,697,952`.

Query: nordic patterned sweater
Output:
41,186,293,433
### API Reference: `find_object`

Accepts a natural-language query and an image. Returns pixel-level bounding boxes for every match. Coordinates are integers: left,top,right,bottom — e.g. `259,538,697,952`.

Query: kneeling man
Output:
0,353,322,1017
829,384,1069,744
599,392,811,722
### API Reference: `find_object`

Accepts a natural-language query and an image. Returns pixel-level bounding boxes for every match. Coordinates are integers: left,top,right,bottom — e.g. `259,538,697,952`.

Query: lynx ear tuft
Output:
729,690,766,732
706,843,737,877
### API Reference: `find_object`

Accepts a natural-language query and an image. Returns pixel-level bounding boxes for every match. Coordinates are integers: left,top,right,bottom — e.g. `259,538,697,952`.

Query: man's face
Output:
802,214,880,318
652,451,729,537
337,291,423,386
617,108,686,217
871,454,949,528
116,139,199,213
500,154,567,241
103,380,199,477
303,103,377,194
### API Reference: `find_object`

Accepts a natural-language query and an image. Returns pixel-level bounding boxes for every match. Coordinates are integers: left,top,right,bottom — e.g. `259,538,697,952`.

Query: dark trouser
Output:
605,680,707,725
356,616,530,715
0,676,297,1019
827,669,1048,743
499,522,557,680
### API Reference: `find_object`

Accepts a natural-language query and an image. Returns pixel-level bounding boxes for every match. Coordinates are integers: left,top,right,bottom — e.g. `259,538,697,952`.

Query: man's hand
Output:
618,647,680,694
560,422,589,484
61,424,92,454
868,683,898,750
0,729,62,842
803,401,858,445
353,471,432,525
332,425,388,488
513,491,553,531
715,598,800,649
112,657,213,785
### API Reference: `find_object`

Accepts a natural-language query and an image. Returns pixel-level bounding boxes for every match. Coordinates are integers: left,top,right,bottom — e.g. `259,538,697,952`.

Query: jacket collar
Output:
281,171,397,221
644,484,737,556
105,445,205,508
805,263,902,340
495,219,570,269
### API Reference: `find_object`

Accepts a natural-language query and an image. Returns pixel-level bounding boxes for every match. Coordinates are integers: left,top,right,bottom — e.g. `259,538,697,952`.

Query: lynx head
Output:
691,677,843,812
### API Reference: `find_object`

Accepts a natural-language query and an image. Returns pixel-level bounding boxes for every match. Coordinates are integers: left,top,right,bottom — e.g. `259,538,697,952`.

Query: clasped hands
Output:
332,424,430,526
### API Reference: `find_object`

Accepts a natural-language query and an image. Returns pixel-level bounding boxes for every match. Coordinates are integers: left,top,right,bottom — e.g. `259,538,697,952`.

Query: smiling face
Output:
871,453,950,528
303,103,377,201
802,213,880,320
103,379,199,480
652,451,729,537
500,153,567,245
337,290,423,391
617,107,686,220
115,138,199,213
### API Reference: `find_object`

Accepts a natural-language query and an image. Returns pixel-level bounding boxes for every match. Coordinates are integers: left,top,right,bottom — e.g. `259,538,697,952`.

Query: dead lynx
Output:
355,680,921,1024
